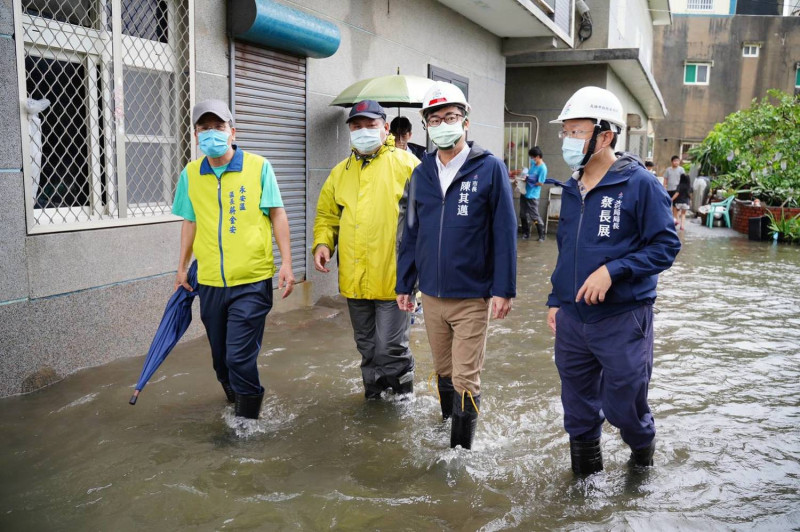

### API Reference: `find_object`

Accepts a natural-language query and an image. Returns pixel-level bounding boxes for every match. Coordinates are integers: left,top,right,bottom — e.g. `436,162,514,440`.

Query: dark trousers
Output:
554,305,655,450
198,279,273,396
346,299,414,392
520,196,542,236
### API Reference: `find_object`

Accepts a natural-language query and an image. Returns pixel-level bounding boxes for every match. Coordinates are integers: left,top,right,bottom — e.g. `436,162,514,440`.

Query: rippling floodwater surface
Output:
2,222,799,530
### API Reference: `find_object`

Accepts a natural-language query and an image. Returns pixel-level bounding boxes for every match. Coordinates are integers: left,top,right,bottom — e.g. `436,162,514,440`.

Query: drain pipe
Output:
504,104,540,147
229,38,236,117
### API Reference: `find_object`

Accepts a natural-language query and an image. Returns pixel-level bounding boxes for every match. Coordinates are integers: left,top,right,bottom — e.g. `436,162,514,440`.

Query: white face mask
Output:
350,127,383,154
561,136,588,170
428,122,464,149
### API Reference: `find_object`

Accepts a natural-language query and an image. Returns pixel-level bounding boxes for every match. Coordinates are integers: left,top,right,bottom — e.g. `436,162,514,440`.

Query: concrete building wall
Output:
652,15,800,170
0,0,506,396
0,3,27,305
0,0,234,397
506,64,639,182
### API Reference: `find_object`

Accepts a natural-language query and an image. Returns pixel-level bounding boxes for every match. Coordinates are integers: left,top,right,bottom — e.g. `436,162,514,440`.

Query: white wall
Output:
606,69,649,155
608,0,655,72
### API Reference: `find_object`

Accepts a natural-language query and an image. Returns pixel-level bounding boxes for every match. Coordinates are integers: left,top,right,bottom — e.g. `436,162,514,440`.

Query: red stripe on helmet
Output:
427,97,448,106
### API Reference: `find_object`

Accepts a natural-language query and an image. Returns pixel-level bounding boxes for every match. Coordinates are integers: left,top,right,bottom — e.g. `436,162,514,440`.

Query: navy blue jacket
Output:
547,154,680,323
396,142,517,299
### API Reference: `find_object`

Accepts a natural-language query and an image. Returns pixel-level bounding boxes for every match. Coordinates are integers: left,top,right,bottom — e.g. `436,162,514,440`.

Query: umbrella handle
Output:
129,389,140,405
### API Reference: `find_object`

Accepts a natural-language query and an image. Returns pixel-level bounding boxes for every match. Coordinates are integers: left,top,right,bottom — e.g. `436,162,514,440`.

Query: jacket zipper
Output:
217,177,227,287
574,192,585,322
437,194,445,297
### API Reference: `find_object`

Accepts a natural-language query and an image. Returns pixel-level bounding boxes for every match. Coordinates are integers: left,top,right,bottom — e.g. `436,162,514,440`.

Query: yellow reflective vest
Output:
186,150,275,287
314,140,419,300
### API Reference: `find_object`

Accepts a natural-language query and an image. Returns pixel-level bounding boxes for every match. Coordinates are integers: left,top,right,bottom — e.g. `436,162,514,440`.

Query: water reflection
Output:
1,223,799,530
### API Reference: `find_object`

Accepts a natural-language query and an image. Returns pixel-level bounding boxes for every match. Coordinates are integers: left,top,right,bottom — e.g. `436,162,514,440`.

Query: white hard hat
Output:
550,86,626,131
420,81,471,117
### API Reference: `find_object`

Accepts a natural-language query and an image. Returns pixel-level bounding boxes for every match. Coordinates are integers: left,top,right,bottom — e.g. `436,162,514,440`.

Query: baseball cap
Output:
192,99,234,126
346,100,386,123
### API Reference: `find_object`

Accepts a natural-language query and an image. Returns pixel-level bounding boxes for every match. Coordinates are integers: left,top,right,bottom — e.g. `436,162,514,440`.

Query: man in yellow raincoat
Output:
313,100,419,398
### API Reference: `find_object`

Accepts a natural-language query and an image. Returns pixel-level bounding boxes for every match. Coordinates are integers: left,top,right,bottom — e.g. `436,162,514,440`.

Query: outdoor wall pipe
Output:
228,0,341,59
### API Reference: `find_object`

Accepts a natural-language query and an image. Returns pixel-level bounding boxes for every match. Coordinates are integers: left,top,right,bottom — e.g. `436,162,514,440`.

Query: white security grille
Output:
16,0,192,230
687,0,713,10
504,122,532,175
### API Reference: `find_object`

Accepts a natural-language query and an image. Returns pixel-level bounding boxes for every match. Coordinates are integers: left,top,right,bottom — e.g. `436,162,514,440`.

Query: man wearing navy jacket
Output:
546,87,681,474
396,82,517,450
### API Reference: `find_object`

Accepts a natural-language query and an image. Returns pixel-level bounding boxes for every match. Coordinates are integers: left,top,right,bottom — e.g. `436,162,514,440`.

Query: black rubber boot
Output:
234,389,264,419
536,223,546,242
450,392,480,449
629,439,655,467
364,385,383,399
392,371,414,396
364,376,387,399
395,381,413,395
220,381,235,403
437,376,454,421
570,438,603,475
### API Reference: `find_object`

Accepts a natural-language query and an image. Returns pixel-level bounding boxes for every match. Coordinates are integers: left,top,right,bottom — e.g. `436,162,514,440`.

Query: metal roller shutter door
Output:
233,43,307,281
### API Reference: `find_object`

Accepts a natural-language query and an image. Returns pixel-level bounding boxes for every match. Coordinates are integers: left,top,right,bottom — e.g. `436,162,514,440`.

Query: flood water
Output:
2,221,799,531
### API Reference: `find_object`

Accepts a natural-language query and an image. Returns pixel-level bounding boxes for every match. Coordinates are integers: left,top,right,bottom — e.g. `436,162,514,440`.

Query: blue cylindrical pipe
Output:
228,0,340,59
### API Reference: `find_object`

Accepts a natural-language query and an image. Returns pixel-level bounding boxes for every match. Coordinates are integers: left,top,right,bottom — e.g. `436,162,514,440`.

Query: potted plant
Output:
765,206,800,243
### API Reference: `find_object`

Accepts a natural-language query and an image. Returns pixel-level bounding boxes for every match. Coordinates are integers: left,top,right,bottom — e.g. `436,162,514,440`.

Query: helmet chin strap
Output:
577,123,602,179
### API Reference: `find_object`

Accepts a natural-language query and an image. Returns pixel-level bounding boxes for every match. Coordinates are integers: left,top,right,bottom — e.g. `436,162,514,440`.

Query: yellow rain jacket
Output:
314,138,419,300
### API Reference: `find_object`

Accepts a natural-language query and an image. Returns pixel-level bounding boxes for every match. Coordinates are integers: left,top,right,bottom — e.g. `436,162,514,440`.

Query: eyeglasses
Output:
558,129,593,140
425,113,464,127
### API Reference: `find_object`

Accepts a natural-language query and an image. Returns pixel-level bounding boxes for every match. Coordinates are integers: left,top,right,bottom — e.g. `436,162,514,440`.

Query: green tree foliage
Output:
689,90,800,206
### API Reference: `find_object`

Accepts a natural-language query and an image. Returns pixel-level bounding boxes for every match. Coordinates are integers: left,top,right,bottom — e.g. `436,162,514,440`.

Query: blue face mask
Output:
350,127,384,155
561,136,588,170
198,130,231,158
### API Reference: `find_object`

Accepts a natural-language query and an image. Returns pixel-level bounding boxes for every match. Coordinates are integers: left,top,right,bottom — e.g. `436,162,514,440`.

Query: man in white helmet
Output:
546,86,681,474
396,81,517,450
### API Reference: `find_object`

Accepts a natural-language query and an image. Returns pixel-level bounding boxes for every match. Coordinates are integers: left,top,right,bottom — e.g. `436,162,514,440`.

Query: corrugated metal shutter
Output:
233,42,307,282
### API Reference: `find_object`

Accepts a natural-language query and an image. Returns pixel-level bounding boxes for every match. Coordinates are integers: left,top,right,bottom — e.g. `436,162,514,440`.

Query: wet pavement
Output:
1,219,799,530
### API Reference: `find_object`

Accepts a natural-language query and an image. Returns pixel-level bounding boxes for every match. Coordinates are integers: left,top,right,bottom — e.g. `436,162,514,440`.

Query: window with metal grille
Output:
684,63,711,85
15,0,193,231
687,0,713,10
503,122,532,177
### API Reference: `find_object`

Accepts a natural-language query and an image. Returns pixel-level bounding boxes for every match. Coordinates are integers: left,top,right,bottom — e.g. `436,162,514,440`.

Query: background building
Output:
652,6,800,171
500,0,670,220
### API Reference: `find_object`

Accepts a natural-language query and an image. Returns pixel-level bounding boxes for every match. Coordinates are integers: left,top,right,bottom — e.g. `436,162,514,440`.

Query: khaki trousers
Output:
421,294,491,396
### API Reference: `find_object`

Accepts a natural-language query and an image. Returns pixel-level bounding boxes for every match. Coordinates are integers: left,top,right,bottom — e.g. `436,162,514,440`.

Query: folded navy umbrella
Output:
129,261,198,405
